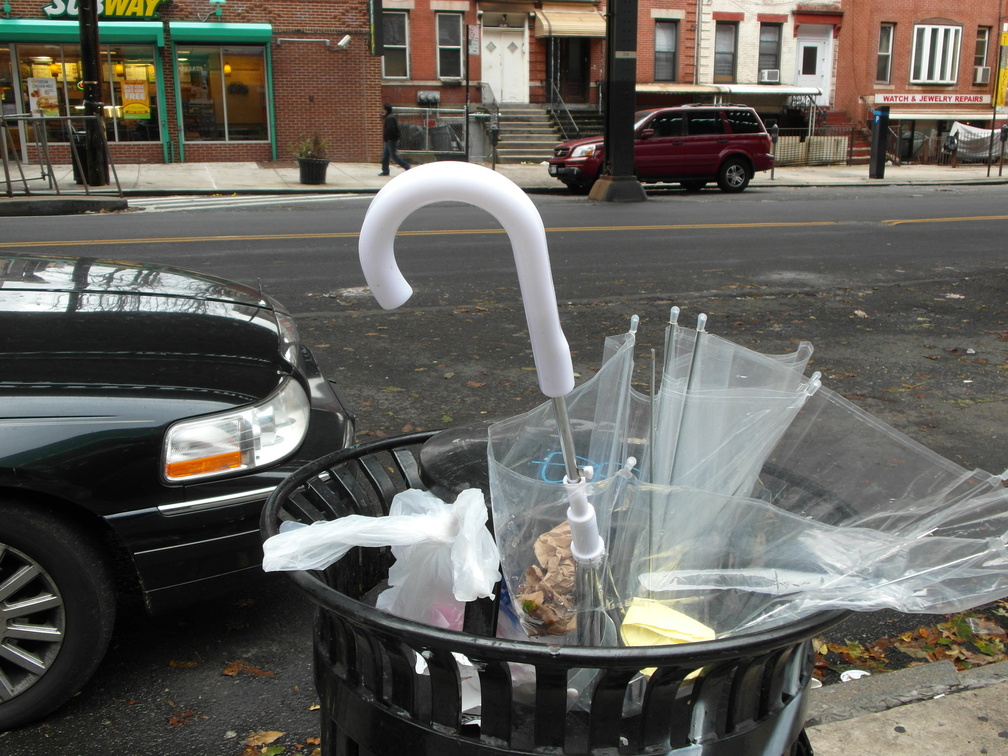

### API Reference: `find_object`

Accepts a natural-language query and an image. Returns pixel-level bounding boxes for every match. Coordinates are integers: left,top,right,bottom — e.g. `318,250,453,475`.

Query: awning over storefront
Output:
637,82,822,97
534,3,606,38
168,22,273,44
0,19,165,45
886,110,1008,121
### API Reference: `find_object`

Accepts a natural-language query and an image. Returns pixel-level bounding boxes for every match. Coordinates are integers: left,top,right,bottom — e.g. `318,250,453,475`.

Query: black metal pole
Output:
77,0,109,186
588,0,645,202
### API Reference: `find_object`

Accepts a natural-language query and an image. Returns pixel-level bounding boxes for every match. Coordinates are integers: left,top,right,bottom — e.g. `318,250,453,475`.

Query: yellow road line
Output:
0,221,839,249
883,215,1008,226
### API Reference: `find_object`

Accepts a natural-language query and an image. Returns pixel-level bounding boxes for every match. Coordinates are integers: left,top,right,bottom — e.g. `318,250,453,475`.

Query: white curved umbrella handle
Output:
358,161,575,398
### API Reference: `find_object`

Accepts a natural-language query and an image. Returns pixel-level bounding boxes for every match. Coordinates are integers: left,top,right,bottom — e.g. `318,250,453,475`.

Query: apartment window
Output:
713,22,737,83
654,21,678,82
876,23,894,83
975,27,991,67
758,24,781,73
911,24,961,84
437,13,463,79
382,12,409,78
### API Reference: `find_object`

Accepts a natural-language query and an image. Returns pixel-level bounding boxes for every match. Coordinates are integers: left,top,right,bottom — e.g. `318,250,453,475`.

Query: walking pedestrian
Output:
379,104,411,175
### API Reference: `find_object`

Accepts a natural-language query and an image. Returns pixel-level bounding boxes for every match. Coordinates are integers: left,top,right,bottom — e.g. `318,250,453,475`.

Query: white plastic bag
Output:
262,488,500,630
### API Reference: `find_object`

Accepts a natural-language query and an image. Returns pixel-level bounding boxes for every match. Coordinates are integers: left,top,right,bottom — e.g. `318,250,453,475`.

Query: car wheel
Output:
0,500,116,730
566,180,594,195
681,180,707,192
716,158,751,192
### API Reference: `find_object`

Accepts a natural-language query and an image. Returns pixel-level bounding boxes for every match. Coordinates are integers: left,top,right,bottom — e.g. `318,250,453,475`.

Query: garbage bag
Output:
262,488,500,629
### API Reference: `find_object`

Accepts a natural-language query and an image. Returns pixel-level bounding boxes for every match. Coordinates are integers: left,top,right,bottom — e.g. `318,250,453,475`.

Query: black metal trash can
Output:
261,433,848,756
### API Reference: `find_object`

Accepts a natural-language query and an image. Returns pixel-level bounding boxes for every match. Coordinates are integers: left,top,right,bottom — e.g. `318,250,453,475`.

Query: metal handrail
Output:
547,81,579,141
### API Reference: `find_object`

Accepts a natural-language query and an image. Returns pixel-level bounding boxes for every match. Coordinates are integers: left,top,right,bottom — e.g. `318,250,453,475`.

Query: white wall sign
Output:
877,93,991,105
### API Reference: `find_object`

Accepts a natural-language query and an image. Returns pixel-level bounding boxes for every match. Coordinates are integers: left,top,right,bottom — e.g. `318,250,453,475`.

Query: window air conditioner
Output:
759,69,781,84
974,66,991,85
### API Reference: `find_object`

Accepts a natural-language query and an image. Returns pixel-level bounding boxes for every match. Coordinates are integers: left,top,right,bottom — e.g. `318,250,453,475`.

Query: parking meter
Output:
489,123,500,147
770,123,779,145
1001,124,1008,144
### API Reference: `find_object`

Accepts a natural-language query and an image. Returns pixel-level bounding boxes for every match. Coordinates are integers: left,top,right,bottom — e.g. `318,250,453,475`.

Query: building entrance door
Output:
795,25,832,106
547,37,590,103
482,26,528,103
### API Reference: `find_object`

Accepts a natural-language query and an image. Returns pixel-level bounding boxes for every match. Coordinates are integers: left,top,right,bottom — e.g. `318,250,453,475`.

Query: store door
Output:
482,27,528,103
795,25,832,106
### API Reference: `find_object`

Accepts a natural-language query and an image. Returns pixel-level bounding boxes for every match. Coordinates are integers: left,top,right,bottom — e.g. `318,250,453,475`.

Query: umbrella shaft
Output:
552,397,580,481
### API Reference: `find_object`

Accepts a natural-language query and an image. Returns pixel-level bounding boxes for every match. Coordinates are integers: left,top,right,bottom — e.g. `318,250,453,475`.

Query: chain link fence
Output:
394,107,493,162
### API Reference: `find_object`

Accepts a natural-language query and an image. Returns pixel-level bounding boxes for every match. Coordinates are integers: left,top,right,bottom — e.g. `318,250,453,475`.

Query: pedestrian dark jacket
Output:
383,114,400,142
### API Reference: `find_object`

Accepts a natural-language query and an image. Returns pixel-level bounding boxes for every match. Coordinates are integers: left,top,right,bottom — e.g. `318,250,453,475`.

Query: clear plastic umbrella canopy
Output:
489,314,1008,641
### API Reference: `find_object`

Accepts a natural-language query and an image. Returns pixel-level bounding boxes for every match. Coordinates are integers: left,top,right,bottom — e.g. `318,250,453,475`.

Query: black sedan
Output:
0,254,354,730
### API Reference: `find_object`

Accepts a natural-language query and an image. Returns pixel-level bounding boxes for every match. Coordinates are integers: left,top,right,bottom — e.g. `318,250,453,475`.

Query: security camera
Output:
336,35,352,49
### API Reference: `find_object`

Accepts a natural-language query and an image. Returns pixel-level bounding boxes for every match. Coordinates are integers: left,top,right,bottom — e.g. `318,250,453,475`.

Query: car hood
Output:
555,135,604,151
0,255,287,401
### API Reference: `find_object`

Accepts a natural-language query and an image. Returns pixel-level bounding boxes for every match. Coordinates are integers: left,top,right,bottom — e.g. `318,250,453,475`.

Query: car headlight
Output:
163,377,310,482
571,144,598,158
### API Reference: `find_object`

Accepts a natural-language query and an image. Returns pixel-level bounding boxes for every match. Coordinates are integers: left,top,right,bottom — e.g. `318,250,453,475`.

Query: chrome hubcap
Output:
726,165,746,187
0,543,65,703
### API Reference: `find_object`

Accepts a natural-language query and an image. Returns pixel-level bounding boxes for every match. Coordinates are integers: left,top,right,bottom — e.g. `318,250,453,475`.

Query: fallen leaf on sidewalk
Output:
244,731,285,746
222,660,275,677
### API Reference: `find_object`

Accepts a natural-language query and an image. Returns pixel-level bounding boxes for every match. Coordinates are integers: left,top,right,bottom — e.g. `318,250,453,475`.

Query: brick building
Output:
833,0,1008,160
1,0,384,165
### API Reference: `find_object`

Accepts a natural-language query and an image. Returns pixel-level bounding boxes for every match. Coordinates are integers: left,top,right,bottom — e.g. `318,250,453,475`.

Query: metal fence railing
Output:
2,114,122,197
394,107,494,163
773,125,853,167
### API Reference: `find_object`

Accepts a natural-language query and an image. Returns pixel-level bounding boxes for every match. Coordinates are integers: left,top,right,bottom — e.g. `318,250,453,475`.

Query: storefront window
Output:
177,45,267,141
5,42,159,144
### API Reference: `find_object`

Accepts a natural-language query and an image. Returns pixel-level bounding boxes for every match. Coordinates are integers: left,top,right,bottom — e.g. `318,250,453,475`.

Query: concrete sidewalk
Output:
806,660,1008,755
3,159,1008,215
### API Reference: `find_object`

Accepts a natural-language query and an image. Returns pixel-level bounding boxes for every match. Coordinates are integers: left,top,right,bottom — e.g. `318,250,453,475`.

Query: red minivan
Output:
547,104,774,194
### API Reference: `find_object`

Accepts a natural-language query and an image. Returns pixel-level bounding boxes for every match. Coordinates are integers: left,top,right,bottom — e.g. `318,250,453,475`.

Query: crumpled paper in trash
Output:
516,521,578,635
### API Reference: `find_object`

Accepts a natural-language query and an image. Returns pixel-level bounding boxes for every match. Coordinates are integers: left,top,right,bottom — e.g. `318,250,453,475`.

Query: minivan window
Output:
725,109,763,133
686,111,724,135
649,112,685,137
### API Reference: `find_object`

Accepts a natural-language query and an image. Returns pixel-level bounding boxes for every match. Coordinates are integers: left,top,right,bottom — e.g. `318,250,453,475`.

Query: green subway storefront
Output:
1,8,280,163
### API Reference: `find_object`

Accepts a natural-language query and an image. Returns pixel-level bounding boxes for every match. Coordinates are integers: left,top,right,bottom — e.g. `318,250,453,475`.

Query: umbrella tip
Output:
669,306,680,325
630,314,639,334
696,313,708,332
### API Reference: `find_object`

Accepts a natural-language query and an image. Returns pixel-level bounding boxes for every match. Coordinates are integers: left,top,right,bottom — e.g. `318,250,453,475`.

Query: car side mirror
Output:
638,128,655,139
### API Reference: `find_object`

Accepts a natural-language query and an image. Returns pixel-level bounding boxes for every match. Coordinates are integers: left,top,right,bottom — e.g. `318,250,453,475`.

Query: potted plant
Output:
292,132,330,185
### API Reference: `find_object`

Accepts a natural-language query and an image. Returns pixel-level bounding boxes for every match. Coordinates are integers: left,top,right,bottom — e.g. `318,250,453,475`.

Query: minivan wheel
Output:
566,180,594,195
716,158,751,192
0,501,116,730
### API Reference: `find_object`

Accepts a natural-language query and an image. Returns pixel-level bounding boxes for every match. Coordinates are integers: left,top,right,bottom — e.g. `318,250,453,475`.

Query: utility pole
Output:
589,0,646,202
77,0,109,186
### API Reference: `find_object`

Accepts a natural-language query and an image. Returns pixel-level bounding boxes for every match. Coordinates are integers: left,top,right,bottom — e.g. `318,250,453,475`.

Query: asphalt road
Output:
1,183,1007,753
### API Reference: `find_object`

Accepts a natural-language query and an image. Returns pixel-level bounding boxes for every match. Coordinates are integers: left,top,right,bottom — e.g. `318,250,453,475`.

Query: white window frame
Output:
758,23,782,74
975,27,991,68
876,23,894,84
436,12,463,80
654,20,678,82
382,11,410,79
910,24,961,85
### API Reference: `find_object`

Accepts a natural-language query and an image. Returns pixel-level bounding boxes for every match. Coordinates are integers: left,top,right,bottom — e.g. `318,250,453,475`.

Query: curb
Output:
806,659,1008,726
